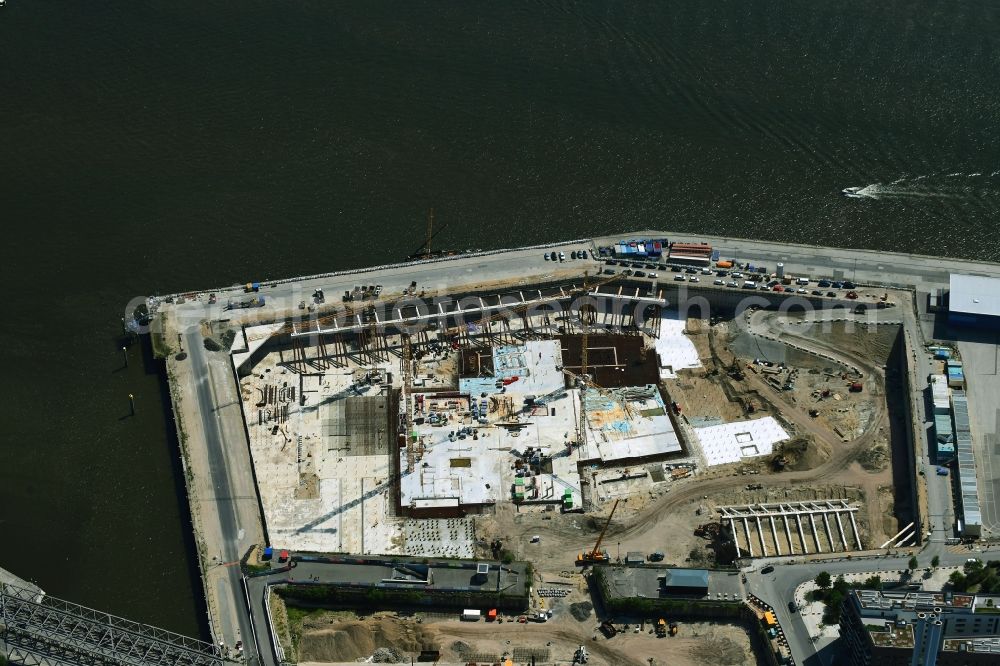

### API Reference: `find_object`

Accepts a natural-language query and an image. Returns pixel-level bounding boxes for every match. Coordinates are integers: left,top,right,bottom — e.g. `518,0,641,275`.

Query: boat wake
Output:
842,173,1000,203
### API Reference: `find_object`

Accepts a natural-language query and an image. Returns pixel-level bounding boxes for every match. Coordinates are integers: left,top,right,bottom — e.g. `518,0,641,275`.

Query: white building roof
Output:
950,274,1000,318
931,375,951,410
694,417,790,467
654,313,702,379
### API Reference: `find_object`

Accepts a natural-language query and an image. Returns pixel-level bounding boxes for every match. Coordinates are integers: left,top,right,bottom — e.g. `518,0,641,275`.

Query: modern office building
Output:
840,589,1000,665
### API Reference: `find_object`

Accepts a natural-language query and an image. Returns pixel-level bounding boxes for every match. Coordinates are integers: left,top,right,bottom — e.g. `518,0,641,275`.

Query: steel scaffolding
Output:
1,583,230,666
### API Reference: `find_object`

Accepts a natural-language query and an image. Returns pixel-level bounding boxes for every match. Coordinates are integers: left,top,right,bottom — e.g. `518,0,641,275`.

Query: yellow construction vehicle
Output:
576,499,619,565
655,619,667,637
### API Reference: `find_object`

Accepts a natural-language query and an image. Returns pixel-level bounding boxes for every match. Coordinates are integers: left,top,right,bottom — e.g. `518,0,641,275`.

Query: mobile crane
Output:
576,498,619,565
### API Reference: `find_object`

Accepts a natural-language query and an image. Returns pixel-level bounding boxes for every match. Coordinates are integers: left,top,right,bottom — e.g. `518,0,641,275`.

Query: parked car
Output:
685,267,698,274
842,281,856,289
544,252,551,261
812,290,823,296
936,466,949,476
634,270,646,278
674,274,686,281
603,269,616,275
648,552,665,562
701,268,713,275
788,601,797,613
714,279,724,285
826,291,837,297
570,250,577,260
817,280,831,288
645,263,657,270
558,252,566,261
671,266,683,272
623,269,634,276
647,273,658,279
761,565,775,574
580,249,588,259
727,280,739,288
689,276,699,282
831,281,844,289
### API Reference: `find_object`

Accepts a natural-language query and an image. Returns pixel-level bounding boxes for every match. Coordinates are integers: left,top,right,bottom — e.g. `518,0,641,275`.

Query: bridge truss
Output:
0,583,231,666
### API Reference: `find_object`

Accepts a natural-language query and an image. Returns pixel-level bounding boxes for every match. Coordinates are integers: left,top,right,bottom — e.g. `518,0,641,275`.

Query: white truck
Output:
461,609,481,621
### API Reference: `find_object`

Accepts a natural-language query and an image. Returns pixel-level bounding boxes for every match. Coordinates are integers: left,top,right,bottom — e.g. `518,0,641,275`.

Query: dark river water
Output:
2,0,999,636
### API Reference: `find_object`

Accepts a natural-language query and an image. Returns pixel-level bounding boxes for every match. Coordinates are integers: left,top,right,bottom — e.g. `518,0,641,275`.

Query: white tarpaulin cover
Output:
655,313,701,379
694,416,789,467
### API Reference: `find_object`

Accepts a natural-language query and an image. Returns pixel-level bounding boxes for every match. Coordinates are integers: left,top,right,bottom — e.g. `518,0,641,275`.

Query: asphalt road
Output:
161,229,1000,332
745,544,1000,666
186,329,259,663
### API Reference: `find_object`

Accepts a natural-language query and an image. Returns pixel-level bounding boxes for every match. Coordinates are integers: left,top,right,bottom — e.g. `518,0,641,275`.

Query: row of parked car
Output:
544,249,589,261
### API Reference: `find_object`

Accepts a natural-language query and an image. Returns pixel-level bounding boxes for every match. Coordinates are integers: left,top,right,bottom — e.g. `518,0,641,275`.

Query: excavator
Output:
576,498,619,565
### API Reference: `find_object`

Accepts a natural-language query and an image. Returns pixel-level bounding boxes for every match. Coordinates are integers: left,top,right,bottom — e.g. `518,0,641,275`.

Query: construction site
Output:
209,259,911,660
142,227,1000,666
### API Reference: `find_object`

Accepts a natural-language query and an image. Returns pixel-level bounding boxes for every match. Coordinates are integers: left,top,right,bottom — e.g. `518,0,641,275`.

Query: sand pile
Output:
298,616,429,663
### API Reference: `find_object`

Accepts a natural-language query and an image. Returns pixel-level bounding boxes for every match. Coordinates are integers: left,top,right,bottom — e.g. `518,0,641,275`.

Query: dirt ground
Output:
291,608,760,666
293,612,434,663
469,312,904,569
286,310,907,665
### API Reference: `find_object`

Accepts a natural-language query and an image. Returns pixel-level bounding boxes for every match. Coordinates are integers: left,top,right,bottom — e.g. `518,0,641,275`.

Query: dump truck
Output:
599,620,617,638
656,619,667,637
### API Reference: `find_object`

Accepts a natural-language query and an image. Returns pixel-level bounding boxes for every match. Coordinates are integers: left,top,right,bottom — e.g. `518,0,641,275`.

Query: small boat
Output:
842,186,868,198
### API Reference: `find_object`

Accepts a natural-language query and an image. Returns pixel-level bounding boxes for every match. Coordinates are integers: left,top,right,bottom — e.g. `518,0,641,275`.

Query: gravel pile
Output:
369,646,405,663
569,601,593,621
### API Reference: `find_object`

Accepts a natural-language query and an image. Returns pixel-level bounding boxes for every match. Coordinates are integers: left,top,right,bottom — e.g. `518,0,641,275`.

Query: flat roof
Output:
663,569,710,589
950,274,1000,317
695,417,789,467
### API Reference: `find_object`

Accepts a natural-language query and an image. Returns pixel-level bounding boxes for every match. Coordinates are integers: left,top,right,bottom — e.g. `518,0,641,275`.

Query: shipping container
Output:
263,547,273,560
716,260,733,268
461,609,481,621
